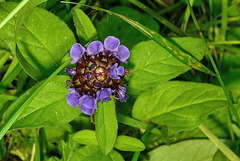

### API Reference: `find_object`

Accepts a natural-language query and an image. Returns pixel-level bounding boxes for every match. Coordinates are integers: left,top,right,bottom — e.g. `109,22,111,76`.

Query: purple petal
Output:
116,45,130,63
96,88,113,103
66,66,76,76
69,43,85,64
109,63,120,79
117,86,129,102
66,89,81,107
117,66,125,76
79,95,97,115
104,36,120,52
80,104,95,115
87,41,104,56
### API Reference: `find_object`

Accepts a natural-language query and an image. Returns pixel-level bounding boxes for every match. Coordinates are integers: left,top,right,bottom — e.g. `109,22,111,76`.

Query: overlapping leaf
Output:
132,81,227,134
126,38,205,93
95,98,118,155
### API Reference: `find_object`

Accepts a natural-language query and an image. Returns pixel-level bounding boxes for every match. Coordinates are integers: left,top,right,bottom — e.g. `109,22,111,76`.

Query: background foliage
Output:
0,0,240,161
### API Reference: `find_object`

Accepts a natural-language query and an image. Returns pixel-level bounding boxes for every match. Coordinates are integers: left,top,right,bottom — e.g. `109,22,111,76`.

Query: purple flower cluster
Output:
66,36,130,115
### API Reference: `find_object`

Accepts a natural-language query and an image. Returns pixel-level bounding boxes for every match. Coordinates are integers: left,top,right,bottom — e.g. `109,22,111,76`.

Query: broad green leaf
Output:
85,5,215,75
0,2,18,53
72,8,98,45
73,130,98,146
70,146,124,161
114,135,145,152
98,6,159,49
146,140,217,161
9,75,80,129
126,38,205,93
95,98,118,155
16,7,76,81
132,81,227,134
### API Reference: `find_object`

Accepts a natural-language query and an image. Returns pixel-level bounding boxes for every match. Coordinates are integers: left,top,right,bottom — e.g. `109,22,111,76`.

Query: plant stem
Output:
0,0,30,29
208,41,240,45
128,0,186,36
131,125,154,161
199,124,240,161
186,0,240,142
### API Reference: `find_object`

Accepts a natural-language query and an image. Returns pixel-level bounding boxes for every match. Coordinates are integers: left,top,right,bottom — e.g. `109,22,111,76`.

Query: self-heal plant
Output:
66,36,130,115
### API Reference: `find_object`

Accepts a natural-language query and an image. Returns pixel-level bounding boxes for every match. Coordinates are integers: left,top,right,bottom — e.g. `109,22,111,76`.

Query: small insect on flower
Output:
66,36,130,115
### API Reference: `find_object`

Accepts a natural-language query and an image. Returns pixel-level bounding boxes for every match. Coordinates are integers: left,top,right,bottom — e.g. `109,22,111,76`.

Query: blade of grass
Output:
0,57,22,94
187,16,240,32
0,0,30,29
208,41,240,45
128,0,186,36
186,0,240,142
0,51,10,70
221,0,228,41
0,57,70,140
158,1,183,15
181,0,194,32
0,95,17,101
199,124,240,161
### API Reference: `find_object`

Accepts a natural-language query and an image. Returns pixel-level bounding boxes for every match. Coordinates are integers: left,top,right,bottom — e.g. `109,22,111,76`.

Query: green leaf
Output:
0,2,18,53
9,75,80,129
73,130,98,146
16,7,76,81
114,135,145,152
132,81,227,134
146,139,217,161
213,150,230,161
84,5,215,76
72,8,98,45
126,38,205,93
95,98,118,155
70,146,124,161
98,6,159,49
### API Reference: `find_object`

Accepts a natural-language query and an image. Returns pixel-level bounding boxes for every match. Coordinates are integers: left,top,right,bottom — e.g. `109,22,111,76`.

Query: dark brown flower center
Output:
72,55,123,95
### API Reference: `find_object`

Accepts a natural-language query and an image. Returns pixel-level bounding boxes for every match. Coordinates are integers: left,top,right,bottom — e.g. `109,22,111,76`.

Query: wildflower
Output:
66,36,130,115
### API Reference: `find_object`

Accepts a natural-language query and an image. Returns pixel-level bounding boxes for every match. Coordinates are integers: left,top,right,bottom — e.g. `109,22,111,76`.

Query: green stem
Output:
181,0,194,32
186,0,240,142
158,1,183,15
221,0,228,41
131,125,154,161
0,0,30,29
128,0,186,36
199,124,240,161
0,58,70,140
207,41,240,45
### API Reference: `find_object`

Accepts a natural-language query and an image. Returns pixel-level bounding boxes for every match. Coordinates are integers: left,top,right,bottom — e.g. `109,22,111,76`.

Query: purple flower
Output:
79,95,97,115
115,45,130,63
66,89,81,107
96,88,113,103
69,43,85,64
87,41,104,56
66,66,76,76
104,36,120,52
117,86,129,102
109,63,125,79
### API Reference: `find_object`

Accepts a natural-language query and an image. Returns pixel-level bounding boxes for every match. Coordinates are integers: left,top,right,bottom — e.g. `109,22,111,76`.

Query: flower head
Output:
66,36,130,115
